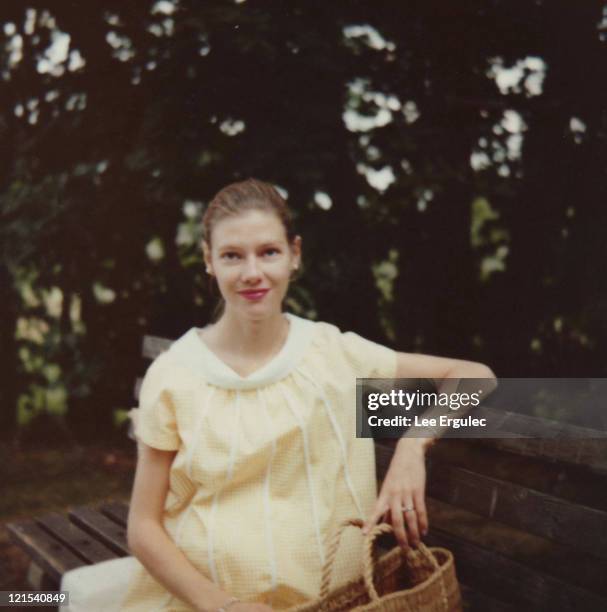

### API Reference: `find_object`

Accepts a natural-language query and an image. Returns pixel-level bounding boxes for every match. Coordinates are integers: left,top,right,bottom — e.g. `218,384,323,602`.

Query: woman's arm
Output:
393,351,496,389
362,353,497,549
127,444,270,612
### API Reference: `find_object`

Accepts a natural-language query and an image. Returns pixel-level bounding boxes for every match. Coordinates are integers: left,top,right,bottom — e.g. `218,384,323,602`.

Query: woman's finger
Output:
390,497,409,549
413,490,429,536
401,498,421,547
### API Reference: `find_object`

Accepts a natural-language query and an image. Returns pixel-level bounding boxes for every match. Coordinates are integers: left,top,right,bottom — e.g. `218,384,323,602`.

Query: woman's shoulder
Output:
299,316,360,339
142,327,203,386
294,316,359,352
296,316,397,377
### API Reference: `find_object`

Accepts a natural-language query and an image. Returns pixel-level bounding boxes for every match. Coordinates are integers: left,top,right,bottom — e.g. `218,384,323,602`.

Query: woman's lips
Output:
238,289,270,301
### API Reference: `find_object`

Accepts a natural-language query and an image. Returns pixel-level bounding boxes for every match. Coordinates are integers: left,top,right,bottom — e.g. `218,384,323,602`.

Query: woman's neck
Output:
210,310,289,360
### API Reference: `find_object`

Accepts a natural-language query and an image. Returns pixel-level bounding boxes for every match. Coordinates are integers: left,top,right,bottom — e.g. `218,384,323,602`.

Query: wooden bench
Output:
8,334,607,611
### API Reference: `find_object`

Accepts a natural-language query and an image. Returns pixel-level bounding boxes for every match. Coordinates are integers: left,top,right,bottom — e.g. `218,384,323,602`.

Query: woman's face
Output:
203,209,301,321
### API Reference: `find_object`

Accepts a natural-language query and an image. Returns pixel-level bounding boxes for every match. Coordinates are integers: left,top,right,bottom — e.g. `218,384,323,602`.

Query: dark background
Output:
2,0,606,443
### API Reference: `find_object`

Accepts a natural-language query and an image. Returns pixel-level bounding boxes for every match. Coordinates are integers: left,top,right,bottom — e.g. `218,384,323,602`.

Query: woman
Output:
62,178,495,612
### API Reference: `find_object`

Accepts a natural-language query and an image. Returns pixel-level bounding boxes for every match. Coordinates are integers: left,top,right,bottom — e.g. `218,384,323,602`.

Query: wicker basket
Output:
287,518,462,612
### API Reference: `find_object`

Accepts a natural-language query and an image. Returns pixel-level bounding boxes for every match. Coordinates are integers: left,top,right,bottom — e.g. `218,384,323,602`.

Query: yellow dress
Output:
65,313,397,612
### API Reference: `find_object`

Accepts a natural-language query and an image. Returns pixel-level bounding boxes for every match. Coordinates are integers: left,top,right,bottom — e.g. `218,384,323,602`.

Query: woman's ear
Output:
291,235,302,269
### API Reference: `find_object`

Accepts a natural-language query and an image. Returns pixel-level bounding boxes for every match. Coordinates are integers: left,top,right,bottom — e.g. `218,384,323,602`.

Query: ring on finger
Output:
401,505,416,513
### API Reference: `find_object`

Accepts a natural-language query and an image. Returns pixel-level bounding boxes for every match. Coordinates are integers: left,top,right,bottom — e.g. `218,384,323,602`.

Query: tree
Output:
1,0,606,439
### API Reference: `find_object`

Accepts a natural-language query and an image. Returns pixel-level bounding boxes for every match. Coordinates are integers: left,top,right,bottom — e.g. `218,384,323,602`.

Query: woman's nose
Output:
241,256,262,281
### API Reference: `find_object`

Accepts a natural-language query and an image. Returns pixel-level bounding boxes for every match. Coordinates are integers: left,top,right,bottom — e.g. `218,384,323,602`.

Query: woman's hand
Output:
362,438,430,550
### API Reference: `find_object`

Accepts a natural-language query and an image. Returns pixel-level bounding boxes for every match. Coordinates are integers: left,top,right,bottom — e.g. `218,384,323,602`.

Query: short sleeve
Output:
340,330,398,379
133,353,180,451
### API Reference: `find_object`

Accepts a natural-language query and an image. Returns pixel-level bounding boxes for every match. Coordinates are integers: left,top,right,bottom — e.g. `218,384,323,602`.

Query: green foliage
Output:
1,1,606,438
470,197,510,281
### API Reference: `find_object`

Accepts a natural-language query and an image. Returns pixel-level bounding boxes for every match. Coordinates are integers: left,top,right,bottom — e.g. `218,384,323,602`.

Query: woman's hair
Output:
202,177,296,247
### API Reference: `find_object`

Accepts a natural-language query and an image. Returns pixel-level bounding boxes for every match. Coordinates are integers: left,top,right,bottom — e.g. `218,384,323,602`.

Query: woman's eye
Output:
264,248,280,256
221,252,240,260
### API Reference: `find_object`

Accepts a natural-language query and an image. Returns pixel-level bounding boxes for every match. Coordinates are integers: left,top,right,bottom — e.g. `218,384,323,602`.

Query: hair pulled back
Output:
202,178,296,247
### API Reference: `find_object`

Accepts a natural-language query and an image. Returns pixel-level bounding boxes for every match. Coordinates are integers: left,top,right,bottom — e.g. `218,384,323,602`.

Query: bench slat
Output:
376,436,607,480
99,500,129,526
458,583,517,612
478,438,607,475
426,460,607,560
473,405,607,440
6,520,85,584
68,506,130,556
427,527,607,610
35,512,118,565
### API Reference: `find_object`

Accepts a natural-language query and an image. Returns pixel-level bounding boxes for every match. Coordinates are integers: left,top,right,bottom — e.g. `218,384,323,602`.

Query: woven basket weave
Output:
287,518,462,612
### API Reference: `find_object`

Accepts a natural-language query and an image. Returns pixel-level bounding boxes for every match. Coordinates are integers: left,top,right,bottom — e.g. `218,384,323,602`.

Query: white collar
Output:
166,313,315,390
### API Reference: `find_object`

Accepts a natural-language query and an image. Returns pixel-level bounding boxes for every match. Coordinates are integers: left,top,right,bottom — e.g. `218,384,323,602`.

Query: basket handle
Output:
362,523,440,600
319,518,365,599
319,519,447,608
